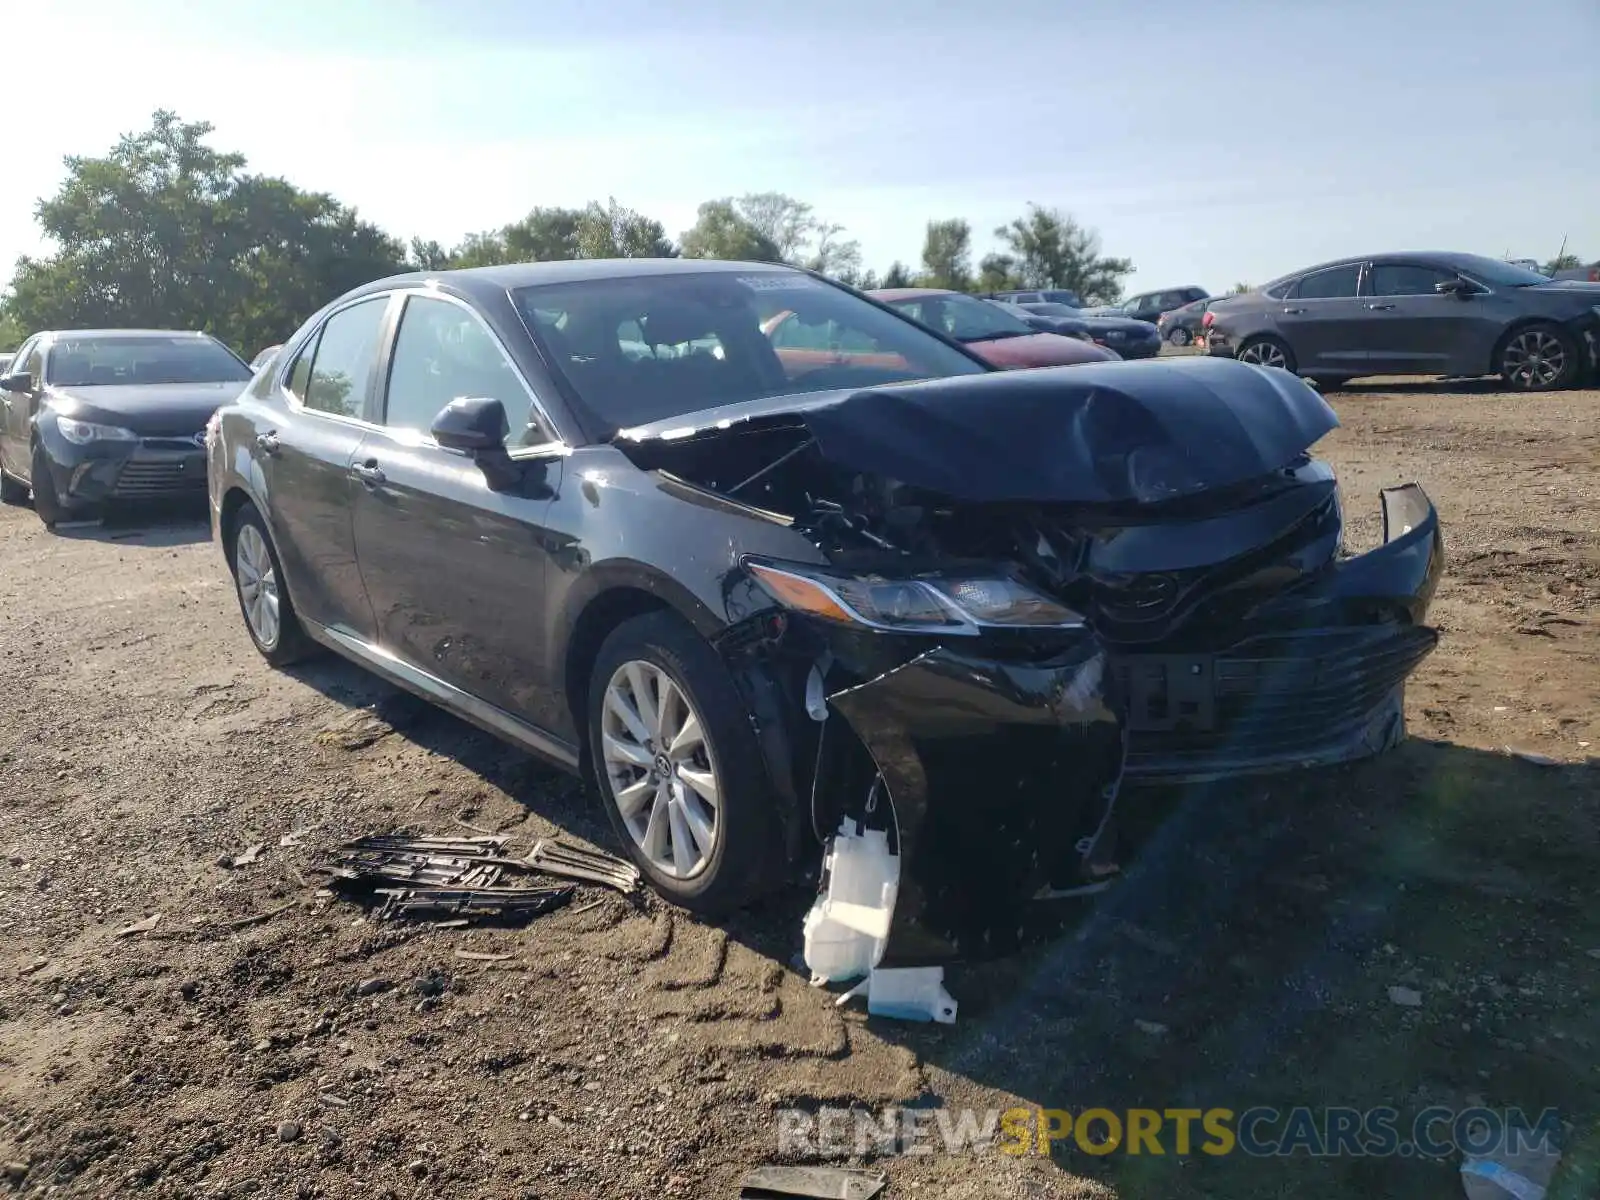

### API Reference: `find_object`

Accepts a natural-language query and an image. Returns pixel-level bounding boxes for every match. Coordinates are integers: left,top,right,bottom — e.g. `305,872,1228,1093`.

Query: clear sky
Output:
4,0,1596,294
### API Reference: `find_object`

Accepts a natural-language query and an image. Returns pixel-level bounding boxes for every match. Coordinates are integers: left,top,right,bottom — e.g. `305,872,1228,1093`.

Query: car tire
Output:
1235,336,1298,374
0,462,28,505
587,610,785,915
1166,327,1192,347
1499,323,1583,392
30,441,67,529
228,503,316,666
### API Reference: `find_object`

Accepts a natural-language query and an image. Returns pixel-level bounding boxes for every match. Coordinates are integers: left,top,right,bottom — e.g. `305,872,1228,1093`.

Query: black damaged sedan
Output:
0,329,254,527
206,259,1443,962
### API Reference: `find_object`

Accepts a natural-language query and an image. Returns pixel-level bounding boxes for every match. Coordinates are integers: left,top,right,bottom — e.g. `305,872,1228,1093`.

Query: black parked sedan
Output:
1207,252,1600,390
207,259,1442,961
0,329,254,527
1007,301,1162,359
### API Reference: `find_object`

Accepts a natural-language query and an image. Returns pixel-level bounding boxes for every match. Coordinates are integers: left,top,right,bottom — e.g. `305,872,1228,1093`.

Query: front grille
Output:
1115,625,1438,778
140,436,204,452
114,458,207,497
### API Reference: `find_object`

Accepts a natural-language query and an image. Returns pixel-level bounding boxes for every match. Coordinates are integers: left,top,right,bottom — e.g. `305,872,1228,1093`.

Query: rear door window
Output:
302,298,388,419
1292,265,1361,299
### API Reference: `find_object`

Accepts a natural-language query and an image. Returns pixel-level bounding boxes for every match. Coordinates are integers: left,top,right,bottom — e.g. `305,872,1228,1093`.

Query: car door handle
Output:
1281,307,1305,315
352,461,386,487
255,432,280,456
1365,303,1396,310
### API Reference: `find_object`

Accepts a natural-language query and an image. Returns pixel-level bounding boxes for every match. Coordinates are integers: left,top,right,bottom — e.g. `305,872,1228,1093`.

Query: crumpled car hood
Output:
617,356,1339,505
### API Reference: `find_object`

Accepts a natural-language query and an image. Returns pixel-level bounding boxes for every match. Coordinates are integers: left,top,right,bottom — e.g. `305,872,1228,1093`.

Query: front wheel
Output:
1235,336,1298,374
587,611,784,914
30,442,67,528
1500,324,1582,391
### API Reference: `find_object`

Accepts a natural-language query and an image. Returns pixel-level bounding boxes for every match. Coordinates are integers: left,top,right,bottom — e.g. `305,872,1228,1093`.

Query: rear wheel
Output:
587,610,784,914
1166,327,1192,347
1500,323,1582,391
1236,336,1297,374
229,504,315,666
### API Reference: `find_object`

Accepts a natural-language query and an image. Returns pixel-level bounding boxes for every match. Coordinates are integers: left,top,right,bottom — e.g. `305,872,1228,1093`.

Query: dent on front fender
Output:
824,640,1125,966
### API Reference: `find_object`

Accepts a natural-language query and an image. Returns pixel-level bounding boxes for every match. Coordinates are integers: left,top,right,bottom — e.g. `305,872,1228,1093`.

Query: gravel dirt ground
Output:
1,379,1597,1199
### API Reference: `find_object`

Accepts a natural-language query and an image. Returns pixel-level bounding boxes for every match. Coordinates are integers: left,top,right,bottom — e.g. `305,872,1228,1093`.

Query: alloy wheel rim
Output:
1239,341,1287,369
1504,331,1564,388
600,660,719,879
235,525,281,649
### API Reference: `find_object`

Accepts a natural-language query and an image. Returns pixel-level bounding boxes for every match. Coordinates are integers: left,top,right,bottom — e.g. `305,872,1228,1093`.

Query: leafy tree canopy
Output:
992,204,1133,304
0,113,1138,354
4,111,407,357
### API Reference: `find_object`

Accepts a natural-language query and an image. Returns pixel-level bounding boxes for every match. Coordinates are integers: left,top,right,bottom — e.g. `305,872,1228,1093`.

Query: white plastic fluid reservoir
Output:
837,966,958,1024
801,818,900,984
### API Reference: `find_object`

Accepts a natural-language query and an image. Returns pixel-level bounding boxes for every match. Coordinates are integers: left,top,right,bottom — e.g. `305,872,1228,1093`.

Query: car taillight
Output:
1201,310,1216,329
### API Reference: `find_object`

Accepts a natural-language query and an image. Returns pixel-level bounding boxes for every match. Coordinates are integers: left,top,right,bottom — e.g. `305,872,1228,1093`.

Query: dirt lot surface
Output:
2,379,1597,1199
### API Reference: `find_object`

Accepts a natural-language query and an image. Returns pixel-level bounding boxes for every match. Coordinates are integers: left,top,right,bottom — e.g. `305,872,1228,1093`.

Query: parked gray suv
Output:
1206,252,1600,391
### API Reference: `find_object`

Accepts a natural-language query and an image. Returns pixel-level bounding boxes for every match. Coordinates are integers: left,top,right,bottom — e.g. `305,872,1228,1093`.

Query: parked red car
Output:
868,288,1119,368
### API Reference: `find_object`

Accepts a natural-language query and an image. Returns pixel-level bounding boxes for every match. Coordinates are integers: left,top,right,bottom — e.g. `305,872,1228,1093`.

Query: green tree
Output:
407,237,452,271
975,252,1022,293
680,199,782,261
737,193,817,261
575,198,677,259
1230,281,1253,294
5,110,406,355
804,221,863,281
880,261,915,289
993,205,1131,304
1542,253,1580,275
7,109,406,355
919,219,973,291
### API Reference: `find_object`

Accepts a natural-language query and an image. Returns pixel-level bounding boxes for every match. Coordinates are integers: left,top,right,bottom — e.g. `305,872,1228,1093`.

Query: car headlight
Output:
1072,331,1095,342
56,415,137,445
746,560,1085,634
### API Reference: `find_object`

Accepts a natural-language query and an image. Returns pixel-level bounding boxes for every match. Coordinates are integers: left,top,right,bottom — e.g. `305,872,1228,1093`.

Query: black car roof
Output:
343,257,801,305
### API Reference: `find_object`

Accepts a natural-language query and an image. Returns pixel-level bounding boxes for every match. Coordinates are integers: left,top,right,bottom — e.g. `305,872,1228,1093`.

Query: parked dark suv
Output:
207,259,1441,957
1206,252,1600,390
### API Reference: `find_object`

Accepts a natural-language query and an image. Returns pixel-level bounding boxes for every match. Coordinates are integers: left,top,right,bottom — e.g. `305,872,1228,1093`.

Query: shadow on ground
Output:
271,650,1600,1198
45,499,211,546
867,739,1600,1198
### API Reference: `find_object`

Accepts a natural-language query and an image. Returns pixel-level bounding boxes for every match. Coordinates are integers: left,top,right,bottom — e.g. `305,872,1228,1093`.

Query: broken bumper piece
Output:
827,639,1124,967
1114,483,1445,782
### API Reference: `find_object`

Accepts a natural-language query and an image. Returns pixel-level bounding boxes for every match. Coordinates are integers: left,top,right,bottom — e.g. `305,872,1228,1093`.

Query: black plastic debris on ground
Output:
316,833,639,926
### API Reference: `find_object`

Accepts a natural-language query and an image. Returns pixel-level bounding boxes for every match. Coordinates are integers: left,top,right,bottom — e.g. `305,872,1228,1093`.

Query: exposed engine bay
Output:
628,418,1347,649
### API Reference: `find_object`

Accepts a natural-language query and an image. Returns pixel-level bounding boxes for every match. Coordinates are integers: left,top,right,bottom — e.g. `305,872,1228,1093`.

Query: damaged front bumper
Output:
1112,483,1444,782
819,639,1125,967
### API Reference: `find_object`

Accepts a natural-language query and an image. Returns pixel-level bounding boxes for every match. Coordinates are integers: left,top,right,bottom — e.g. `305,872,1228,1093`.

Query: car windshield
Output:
883,292,1035,342
511,271,985,430
1449,254,1553,287
1024,302,1085,318
47,336,252,387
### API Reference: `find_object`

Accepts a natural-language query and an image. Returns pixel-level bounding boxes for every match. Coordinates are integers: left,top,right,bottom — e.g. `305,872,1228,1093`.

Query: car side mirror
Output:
431,396,509,454
1,371,33,393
